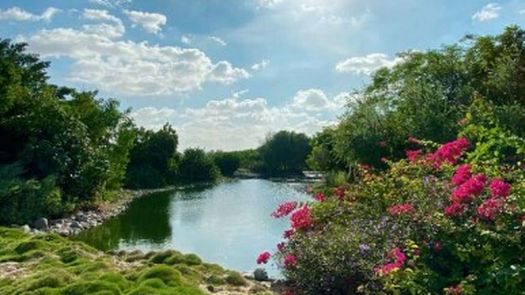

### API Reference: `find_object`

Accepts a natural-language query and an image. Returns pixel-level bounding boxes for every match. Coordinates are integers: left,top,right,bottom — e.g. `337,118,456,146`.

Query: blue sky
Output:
1,0,524,150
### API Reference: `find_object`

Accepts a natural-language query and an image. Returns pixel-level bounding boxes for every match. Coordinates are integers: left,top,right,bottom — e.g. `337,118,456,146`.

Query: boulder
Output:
20,225,31,233
33,218,49,231
253,268,269,281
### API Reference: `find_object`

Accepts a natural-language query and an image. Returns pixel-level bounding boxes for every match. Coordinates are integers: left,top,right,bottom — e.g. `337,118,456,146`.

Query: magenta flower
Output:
406,149,422,163
489,178,511,198
451,164,472,186
283,254,298,268
277,242,285,252
388,203,415,216
256,251,271,264
271,201,298,218
428,137,470,167
375,247,407,276
450,174,487,203
444,202,466,217
477,198,505,221
290,206,313,230
283,229,295,239
313,192,326,202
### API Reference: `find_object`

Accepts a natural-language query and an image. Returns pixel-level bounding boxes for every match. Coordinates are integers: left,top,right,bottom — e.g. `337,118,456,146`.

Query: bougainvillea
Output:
451,164,472,186
256,251,271,264
271,201,298,218
406,149,422,163
283,254,298,269
388,203,415,216
489,178,511,198
290,206,313,230
313,192,326,202
427,137,470,167
477,198,505,221
375,248,407,276
449,174,487,203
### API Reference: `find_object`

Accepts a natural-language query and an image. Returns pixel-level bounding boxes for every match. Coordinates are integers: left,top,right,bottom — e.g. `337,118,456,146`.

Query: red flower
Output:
477,198,505,221
283,255,298,268
406,149,422,163
290,206,313,230
489,178,511,198
450,174,487,203
283,229,295,239
444,202,466,217
333,186,346,199
256,251,271,264
313,192,326,202
428,137,470,167
271,201,298,218
277,242,285,252
388,203,415,216
446,285,463,295
451,164,472,186
375,247,407,276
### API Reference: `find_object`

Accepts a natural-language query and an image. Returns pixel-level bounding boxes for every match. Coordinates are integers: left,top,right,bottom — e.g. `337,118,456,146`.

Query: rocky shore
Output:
18,187,175,236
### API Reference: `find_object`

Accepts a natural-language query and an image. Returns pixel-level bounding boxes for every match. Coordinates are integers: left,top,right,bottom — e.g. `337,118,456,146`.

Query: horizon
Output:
1,0,523,151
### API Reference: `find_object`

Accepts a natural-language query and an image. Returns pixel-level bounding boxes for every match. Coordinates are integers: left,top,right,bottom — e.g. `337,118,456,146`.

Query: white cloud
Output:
124,10,166,34
82,9,120,23
208,36,227,46
130,89,348,150
181,34,192,45
89,0,131,8
19,25,249,96
251,59,270,70
0,6,60,22
208,61,251,84
257,0,284,8
472,3,501,22
335,53,401,75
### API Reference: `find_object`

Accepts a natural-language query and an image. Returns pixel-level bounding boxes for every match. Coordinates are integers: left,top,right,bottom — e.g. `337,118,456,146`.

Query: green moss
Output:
163,253,184,265
62,280,122,295
206,274,225,285
98,272,131,291
14,240,46,254
225,271,247,286
139,278,167,289
182,254,202,265
138,265,181,286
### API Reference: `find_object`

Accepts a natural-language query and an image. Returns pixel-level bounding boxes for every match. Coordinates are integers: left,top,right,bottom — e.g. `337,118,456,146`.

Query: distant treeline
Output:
0,38,312,224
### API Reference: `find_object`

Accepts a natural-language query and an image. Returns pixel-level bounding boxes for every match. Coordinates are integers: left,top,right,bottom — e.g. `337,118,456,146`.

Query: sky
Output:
0,0,524,151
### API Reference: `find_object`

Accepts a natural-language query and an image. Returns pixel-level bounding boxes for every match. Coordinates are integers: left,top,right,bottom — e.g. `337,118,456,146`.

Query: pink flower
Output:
444,202,466,217
428,137,470,167
256,251,271,264
388,203,415,216
283,229,295,239
283,255,298,268
477,198,505,221
451,164,472,186
313,192,326,202
277,242,285,252
381,157,388,163
489,178,511,198
290,206,313,230
407,136,422,144
406,149,422,163
271,201,298,218
446,285,463,295
375,247,407,276
450,174,487,203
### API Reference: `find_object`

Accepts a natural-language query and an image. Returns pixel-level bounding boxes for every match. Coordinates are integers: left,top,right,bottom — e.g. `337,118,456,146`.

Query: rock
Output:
206,285,215,292
253,268,269,281
70,221,82,229
20,225,31,233
33,218,49,231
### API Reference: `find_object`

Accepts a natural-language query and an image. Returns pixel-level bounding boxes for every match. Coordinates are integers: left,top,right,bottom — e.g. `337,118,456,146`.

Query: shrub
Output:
224,271,247,286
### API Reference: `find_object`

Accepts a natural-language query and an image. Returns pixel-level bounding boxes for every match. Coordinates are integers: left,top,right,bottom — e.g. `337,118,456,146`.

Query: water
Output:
77,179,310,277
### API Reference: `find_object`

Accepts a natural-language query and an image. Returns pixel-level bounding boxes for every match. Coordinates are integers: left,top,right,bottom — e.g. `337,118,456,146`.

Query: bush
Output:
224,271,247,286
178,148,219,183
266,101,525,294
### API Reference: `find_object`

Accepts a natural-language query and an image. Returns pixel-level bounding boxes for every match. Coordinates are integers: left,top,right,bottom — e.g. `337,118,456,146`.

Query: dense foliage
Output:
125,124,179,189
0,39,135,224
211,151,241,177
262,26,525,294
258,131,311,176
178,148,220,183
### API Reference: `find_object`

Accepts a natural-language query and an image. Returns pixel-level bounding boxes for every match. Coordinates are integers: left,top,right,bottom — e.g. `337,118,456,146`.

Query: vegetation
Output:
258,130,311,176
211,151,241,177
178,148,220,183
0,227,271,294
259,26,525,294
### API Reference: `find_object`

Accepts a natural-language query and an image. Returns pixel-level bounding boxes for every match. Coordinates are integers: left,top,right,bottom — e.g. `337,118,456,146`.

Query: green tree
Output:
178,148,219,183
258,131,311,176
212,151,241,177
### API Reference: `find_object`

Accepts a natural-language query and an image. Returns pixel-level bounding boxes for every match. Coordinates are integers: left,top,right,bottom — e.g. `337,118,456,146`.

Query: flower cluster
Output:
449,174,487,203
256,251,271,264
271,201,298,218
313,192,326,202
406,149,422,163
489,178,511,198
444,202,466,217
283,254,298,269
388,203,415,216
333,186,346,199
428,137,470,167
375,248,407,276
477,198,505,221
290,206,313,230
451,164,472,186
283,229,295,239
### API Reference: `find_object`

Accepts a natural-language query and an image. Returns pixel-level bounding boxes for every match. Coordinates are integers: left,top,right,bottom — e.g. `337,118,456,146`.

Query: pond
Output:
77,179,311,277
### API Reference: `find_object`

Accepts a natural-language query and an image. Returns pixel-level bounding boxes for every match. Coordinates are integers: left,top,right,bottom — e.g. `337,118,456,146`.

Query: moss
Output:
206,274,225,285
163,252,184,265
98,272,131,291
138,265,182,286
225,271,247,286
14,240,46,254
62,280,122,295
19,270,72,291
139,278,167,289
149,250,178,264
182,254,202,266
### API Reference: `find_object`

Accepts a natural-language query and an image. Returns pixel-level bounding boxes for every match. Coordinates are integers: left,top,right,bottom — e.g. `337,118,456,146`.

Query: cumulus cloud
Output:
251,59,270,71
82,9,121,23
130,89,348,150
472,3,501,22
18,24,249,95
89,0,131,8
124,10,166,34
0,6,60,22
335,53,401,75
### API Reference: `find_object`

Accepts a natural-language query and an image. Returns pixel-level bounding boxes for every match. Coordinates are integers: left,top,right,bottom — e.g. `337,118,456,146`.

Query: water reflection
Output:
78,179,310,277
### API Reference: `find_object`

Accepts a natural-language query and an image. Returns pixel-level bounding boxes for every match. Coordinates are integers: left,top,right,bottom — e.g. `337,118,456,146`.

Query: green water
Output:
77,179,310,276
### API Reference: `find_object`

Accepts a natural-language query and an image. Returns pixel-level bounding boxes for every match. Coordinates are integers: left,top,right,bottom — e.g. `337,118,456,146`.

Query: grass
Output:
0,227,272,294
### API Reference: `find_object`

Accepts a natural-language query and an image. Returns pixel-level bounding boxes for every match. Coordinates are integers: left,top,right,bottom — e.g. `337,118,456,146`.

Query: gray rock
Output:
33,217,49,231
253,268,269,281
70,221,82,229
20,225,31,233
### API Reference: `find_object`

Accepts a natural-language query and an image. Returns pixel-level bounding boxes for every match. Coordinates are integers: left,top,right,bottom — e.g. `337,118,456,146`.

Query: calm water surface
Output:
77,179,310,277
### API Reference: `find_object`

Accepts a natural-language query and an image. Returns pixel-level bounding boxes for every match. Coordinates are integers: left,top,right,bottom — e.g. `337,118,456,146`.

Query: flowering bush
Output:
261,101,525,294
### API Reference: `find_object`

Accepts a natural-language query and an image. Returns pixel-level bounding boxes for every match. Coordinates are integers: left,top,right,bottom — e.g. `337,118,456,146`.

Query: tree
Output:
178,148,219,183
306,127,345,172
258,131,311,176
212,151,241,177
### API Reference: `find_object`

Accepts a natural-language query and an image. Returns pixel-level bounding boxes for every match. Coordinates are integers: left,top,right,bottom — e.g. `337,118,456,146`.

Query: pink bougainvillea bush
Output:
260,103,525,294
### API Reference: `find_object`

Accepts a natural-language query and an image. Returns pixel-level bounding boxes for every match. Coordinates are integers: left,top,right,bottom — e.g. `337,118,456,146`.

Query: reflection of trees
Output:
77,191,172,251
